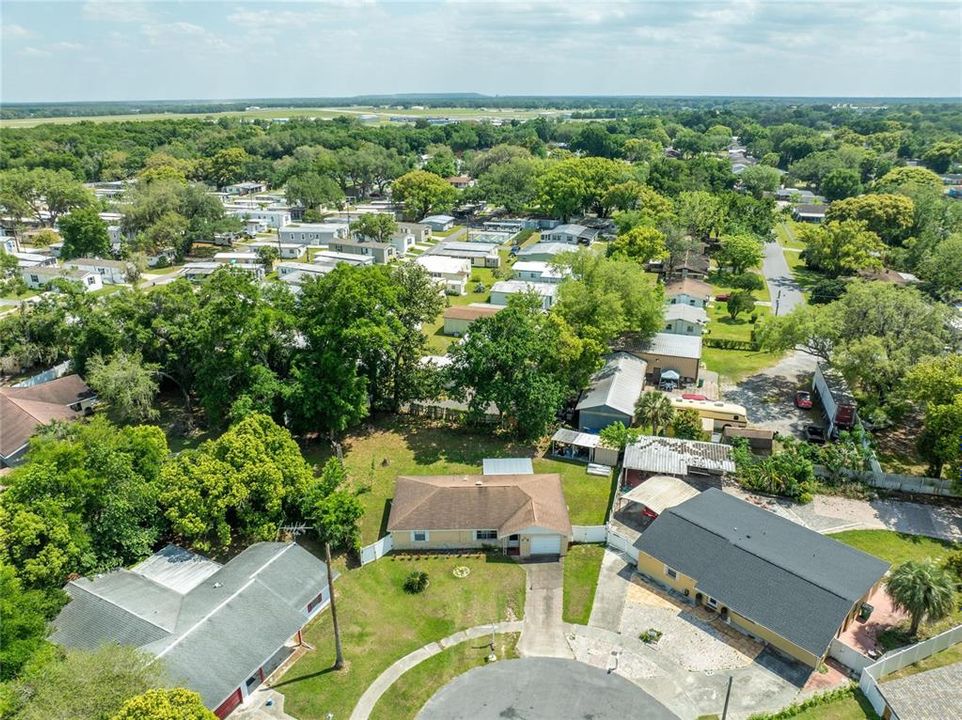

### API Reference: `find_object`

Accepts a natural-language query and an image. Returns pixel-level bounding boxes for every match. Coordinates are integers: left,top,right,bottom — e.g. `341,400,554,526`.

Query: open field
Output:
562,543,605,624
302,415,615,544
1,105,562,129
369,633,520,720
281,553,525,720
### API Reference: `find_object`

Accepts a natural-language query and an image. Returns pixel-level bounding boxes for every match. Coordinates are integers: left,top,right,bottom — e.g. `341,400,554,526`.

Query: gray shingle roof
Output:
879,662,962,720
634,489,888,658
50,543,333,709
576,353,646,417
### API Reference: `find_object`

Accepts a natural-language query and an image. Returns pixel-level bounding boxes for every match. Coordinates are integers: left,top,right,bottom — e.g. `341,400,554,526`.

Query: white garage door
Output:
529,535,562,556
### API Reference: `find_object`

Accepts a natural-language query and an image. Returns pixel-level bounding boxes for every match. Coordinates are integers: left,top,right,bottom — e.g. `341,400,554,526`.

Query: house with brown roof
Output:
0,375,96,466
442,303,503,336
387,474,572,557
664,278,713,308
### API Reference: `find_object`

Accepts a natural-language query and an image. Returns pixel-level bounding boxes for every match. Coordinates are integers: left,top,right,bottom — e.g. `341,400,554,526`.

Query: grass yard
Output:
702,346,783,383
369,633,520,720
787,691,878,720
302,415,614,544
422,266,496,354
280,553,525,720
830,530,962,647
562,543,605,624
776,220,806,251
881,641,962,682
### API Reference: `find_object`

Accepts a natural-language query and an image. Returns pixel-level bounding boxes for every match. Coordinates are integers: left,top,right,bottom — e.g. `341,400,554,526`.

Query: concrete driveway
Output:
517,559,572,659
762,235,804,317
721,350,819,438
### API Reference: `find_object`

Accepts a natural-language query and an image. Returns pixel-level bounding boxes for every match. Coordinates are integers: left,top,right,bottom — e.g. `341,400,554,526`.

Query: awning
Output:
620,475,700,516
660,370,680,381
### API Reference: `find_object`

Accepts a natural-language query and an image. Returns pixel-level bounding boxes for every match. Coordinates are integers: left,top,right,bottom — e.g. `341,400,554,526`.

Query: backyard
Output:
562,543,605,624
280,553,526,720
302,415,616,545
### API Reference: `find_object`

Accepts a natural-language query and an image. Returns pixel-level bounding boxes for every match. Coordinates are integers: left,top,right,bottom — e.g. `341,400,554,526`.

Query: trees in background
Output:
798,220,886,276
0,168,94,228
820,168,863,201
86,351,160,424
726,290,756,320
635,392,674,436
738,165,781,198
904,355,962,480
59,207,111,260
0,564,65,682
351,212,398,243
391,170,457,221
716,233,763,274
607,225,668,265
825,194,915,245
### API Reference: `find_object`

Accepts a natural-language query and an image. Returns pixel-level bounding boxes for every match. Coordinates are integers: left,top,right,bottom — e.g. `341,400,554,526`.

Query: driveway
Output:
721,350,818,437
762,233,804,317
517,559,572,658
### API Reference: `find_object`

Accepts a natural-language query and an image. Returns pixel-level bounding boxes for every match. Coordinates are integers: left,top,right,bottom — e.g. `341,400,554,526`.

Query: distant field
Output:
1,105,563,128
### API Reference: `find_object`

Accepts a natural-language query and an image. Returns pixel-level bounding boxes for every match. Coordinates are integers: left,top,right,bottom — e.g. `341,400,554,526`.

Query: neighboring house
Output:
327,239,397,264
244,218,269,236
313,251,374,269
10,251,55,268
387,474,572,557
279,223,350,245
856,268,921,285
666,248,710,280
388,232,417,256
621,436,735,484
22,265,103,292
540,223,599,245
576,352,646,433
180,262,264,282
226,208,291,229
214,251,261,266
66,257,133,284
0,375,96,467
515,242,572,263
548,428,621,466
442,303,503,335
427,241,500,268
876,662,962,720
512,260,567,284
397,222,432,243
792,204,828,223
721,427,775,454
246,241,307,260
50,542,336,719
633,489,889,669
775,188,819,203
224,181,267,195
276,261,332,280
415,255,471,295
616,475,700,519
420,215,456,232
663,304,709,336
446,175,475,189
489,280,558,310
664,278,713,308
636,333,703,384
483,219,525,234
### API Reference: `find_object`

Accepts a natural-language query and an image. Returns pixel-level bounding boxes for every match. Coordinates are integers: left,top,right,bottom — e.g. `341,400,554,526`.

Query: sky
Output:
1,0,960,103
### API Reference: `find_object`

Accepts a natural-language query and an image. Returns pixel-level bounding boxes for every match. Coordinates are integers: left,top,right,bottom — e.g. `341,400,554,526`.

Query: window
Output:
30,275,39,283
706,596,718,608
687,326,694,332
412,530,428,542
666,323,672,330
475,529,497,541
664,565,678,580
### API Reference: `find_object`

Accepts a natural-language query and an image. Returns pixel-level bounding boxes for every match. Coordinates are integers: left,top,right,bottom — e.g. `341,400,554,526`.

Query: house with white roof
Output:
512,260,567,284
489,280,558,310
279,223,350,246
541,223,600,245
420,214,456,232
663,304,709,336
415,255,471,295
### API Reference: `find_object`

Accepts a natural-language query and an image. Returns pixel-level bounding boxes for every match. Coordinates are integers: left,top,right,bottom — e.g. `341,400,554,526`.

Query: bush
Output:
403,570,429,594
728,272,764,292
942,551,962,585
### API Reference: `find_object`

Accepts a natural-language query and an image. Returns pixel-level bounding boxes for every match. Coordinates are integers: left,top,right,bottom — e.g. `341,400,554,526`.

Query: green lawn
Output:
786,691,878,720
302,415,613,544
562,544,605,624
431,225,464,238
369,633,520,720
776,220,806,251
702,347,783,383
423,266,496,354
830,530,962,647
280,554,525,720
881,641,962,682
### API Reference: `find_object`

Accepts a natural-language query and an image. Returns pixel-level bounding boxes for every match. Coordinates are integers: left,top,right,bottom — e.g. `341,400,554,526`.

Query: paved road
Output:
517,559,572,659
762,232,805,317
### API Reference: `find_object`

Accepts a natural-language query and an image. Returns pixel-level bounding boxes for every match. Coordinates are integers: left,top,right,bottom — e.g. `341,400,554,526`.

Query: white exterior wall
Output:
663,318,705,336
667,293,708,308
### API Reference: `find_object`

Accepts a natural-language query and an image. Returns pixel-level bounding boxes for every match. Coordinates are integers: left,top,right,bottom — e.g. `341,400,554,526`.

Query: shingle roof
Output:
50,543,332,709
388,474,571,537
443,304,503,321
879,662,962,720
634,489,888,658
623,436,735,476
576,353,646,416
0,375,92,459
663,278,713,299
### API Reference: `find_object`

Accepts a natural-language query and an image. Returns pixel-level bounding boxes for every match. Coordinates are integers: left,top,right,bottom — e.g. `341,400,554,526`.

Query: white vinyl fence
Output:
828,637,873,673
859,625,962,718
571,525,608,543
359,535,394,566
605,527,639,563
12,360,71,388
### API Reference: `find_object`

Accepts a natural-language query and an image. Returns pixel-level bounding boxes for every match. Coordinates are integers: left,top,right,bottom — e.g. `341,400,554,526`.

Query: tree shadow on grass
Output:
271,664,339,688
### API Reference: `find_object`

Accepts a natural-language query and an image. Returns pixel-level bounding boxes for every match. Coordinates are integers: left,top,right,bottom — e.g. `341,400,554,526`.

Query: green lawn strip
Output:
701,347,783,384
879,641,962,682
369,632,520,720
302,416,612,544
562,544,605,624
280,554,525,720
777,690,878,720
432,225,463,238
776,220,806,251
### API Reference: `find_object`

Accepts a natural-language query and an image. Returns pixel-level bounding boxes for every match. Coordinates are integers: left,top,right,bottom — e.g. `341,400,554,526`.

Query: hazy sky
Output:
2,0,960,103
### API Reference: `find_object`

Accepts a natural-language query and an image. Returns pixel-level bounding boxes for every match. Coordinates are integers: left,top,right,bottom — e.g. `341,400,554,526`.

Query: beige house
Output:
387,474,572,557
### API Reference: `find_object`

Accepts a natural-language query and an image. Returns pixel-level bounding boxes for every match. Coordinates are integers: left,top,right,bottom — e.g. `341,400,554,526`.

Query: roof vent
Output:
213,582,222,589
475,479,483,486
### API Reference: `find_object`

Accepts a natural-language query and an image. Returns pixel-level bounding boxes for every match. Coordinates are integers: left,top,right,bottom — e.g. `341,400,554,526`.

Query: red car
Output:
682,393,708,401
794,391,813,409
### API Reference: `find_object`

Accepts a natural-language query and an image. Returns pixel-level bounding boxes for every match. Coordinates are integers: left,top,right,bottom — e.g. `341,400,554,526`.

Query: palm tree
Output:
886,560,956,637
635,391,675,436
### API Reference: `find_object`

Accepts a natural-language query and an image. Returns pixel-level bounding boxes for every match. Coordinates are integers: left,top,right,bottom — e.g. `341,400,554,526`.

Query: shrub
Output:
943,551,962,584
403,570,429,594
729,272,764,292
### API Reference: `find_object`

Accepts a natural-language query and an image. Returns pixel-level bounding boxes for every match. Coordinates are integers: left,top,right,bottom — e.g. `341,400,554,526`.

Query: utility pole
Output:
721,676,733,720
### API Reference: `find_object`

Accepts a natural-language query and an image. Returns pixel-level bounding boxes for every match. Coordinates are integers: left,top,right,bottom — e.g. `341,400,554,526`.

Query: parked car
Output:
794,391,813,409
682,393,708,401
716,293,730,302
804,425,826,444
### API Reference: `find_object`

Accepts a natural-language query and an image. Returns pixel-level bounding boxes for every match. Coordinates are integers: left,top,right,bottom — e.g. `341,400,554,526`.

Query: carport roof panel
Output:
551,428,602,448
482,458,534,476
621,476,700,515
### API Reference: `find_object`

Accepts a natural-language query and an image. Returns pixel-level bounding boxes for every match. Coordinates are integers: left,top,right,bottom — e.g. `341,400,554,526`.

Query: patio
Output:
837,585,907,658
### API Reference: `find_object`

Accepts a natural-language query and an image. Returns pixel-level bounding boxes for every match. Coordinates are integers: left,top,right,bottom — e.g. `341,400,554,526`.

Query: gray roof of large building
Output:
623,435,734,476
634,489,888,658
576,353,646,416
639,332,703,360
50,543,333,709
878,662,962,720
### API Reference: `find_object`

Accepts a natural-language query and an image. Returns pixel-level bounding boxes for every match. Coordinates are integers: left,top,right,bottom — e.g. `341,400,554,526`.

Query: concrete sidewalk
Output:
588,549,632,632
517,559,572,659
